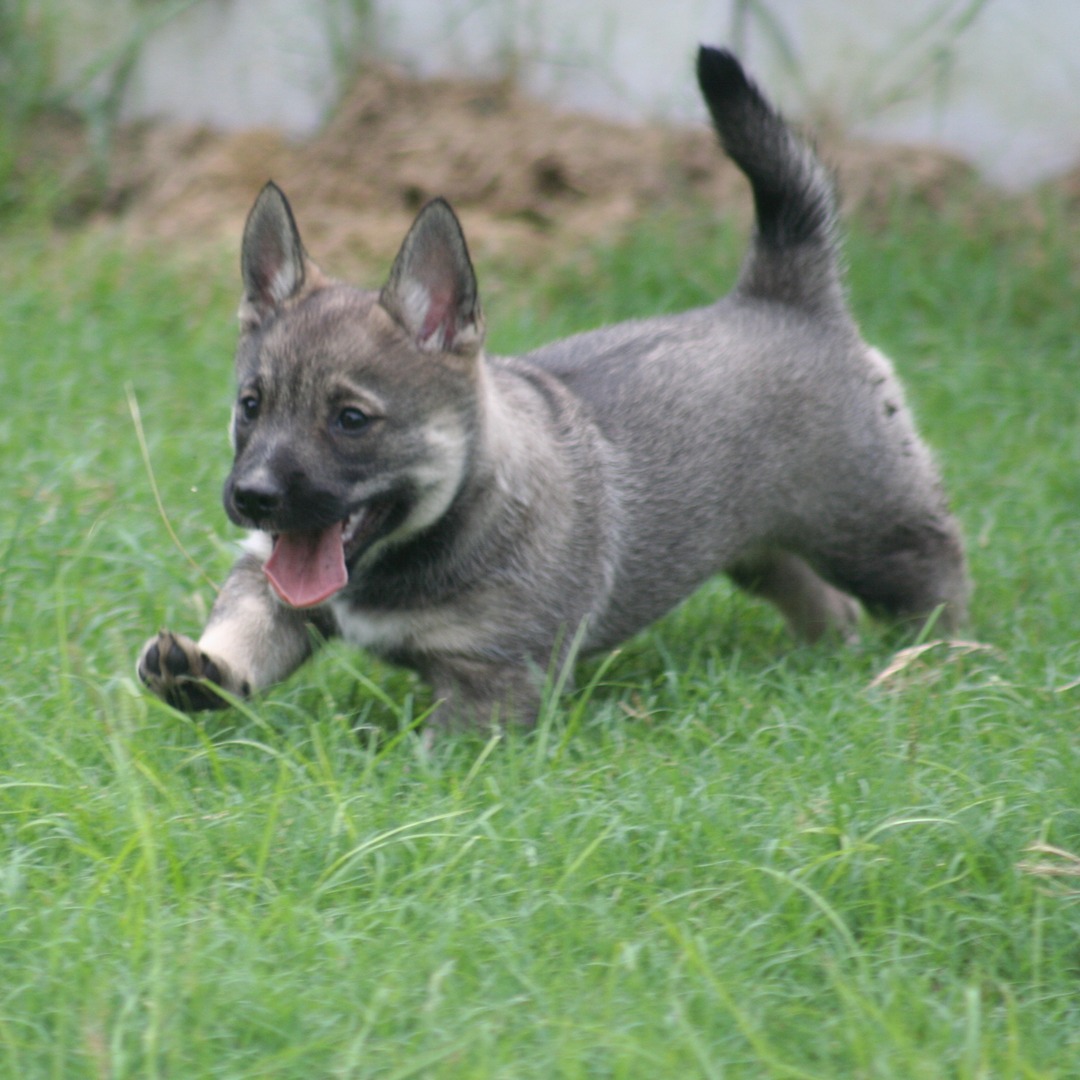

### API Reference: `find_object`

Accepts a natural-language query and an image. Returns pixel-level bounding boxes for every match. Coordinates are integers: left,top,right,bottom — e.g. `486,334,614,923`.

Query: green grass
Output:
2,186,1079,1078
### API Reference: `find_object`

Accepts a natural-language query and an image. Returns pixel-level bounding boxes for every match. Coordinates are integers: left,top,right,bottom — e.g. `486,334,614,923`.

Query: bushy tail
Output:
696,46,843,311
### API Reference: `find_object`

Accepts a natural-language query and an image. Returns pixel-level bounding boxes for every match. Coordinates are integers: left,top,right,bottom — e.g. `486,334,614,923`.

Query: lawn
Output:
1,180,1079,1078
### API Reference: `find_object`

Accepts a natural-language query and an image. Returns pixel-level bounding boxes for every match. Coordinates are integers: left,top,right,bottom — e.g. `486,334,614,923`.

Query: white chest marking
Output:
330,598,483,657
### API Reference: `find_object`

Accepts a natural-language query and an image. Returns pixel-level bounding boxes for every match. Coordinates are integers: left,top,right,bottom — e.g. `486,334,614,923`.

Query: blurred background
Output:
4,0,1079,259
17,0,1080,181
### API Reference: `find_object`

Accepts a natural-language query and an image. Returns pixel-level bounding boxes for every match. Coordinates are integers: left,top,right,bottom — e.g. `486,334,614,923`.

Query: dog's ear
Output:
239,182,308,328
380,198,483,356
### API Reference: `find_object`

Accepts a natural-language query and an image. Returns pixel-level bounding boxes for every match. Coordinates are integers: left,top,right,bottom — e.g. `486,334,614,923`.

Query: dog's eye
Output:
238,395,260,423
336,407,370,434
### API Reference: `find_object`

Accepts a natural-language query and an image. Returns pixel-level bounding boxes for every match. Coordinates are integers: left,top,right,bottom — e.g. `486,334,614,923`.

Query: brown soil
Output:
34,62,981,277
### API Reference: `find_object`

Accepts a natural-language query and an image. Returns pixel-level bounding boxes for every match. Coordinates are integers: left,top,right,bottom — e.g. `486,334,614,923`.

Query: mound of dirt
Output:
42,63,977,275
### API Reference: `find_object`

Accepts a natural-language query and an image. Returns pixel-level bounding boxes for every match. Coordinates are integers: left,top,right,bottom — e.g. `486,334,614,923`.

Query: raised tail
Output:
696,46,843,311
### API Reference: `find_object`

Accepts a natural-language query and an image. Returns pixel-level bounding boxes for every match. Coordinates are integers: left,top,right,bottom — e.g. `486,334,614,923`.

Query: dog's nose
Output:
232,480,282,523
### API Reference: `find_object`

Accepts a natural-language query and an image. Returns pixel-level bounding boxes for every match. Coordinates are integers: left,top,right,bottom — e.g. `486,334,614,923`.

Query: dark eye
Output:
238,394,260,423
336,407,370,434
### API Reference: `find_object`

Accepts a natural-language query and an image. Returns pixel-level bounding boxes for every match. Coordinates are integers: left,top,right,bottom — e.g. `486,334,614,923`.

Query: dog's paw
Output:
137,630,248,711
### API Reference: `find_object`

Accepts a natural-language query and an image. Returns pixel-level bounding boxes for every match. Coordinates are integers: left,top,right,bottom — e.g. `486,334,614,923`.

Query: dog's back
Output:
508,47,967,649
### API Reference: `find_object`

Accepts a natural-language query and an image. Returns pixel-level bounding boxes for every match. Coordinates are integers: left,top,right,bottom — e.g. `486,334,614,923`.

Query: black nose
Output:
231,480,282,524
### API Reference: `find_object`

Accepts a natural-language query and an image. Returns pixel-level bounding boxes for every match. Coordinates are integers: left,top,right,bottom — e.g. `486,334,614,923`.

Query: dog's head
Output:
224,182,485,608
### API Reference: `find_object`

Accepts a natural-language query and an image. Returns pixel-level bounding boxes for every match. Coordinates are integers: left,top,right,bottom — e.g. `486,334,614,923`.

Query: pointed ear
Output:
380,198,483,355
239,181,307,328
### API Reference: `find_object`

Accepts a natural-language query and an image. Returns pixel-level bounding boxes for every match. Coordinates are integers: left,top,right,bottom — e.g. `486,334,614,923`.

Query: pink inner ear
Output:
419,286,455,346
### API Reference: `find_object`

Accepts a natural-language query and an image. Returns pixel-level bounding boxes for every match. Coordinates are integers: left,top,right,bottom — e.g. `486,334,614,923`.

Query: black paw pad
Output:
142,641,161,678
166,637,191,676
164,682,231,713
138,631,239,712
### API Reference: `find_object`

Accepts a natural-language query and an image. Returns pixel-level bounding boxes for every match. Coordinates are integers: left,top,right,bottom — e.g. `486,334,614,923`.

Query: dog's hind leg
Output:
137,552,332,710
812,516,969,635
728,551,861,644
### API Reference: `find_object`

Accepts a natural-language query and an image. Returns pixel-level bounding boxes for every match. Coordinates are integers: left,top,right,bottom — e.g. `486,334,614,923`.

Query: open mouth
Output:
263,503,389,609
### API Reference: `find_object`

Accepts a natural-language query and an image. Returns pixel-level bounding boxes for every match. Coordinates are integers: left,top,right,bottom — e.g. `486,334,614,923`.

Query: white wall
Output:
120,0,357,135
57,0,1080,189
372,0,1080,189
55,0,357,136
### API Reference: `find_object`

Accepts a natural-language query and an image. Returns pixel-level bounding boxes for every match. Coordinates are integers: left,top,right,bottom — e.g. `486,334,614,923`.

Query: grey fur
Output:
137,47,968,728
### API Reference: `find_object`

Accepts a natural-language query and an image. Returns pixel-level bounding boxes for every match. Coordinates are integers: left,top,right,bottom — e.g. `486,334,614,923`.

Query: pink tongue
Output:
264,523,348,608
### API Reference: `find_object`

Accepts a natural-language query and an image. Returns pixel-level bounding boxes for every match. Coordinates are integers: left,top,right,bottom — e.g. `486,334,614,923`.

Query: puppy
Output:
138,47,968,728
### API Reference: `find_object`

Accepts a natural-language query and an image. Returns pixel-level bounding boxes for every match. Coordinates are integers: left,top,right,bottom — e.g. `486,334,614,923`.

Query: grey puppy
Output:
138,47,968,728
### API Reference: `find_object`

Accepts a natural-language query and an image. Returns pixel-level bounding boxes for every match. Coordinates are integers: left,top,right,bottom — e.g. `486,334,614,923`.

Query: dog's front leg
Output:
424,656,545,732
138,552,330,711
